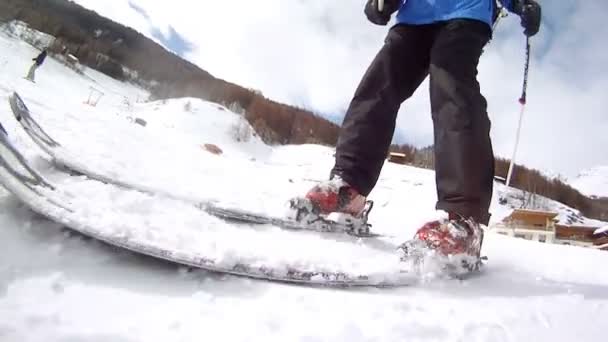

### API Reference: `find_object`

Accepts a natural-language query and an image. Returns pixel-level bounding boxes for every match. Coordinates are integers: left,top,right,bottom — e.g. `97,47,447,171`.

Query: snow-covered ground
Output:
571,166,608,198
1,29,608,342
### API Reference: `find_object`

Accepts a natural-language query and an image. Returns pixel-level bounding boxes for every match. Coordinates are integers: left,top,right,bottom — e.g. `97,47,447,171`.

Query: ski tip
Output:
0,122,7,136
9,91,29,118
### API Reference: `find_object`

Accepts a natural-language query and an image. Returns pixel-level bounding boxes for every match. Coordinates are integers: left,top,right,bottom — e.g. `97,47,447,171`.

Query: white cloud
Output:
73,0,607,179
72,0,153,38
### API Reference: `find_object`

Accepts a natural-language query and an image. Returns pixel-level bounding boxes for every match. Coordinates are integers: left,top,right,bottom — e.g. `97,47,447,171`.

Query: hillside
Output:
571,166,608,198
0,0,340,146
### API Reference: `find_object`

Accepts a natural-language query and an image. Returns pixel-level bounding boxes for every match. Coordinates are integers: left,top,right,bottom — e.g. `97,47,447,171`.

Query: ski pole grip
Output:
378,0,385,12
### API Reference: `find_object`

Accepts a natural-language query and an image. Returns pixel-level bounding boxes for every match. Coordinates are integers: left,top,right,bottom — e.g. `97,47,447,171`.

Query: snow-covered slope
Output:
571,166,608,198
2,29,608,342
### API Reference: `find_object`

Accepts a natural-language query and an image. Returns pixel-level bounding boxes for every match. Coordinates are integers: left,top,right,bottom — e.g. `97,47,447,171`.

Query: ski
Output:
6,92,484,280
0,126,416,287
8,92,384,239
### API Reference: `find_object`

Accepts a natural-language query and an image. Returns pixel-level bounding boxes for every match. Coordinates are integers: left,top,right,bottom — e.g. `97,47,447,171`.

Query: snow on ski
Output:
8,92,386,239
0,126,417,287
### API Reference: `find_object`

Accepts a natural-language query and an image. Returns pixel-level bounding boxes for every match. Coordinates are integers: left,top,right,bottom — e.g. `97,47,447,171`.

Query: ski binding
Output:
287,197,375,237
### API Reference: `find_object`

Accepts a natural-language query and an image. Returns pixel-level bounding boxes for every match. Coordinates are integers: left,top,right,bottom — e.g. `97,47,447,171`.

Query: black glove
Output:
513,0,541,37
364,0,402,26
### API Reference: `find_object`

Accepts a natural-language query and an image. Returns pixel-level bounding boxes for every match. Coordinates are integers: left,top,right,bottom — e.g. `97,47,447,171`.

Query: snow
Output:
1,28,608,342
595,226,608,235
571,166,608,198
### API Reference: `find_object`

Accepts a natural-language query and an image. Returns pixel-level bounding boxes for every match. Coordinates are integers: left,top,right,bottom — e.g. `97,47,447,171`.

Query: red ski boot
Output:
288,177,372,235
304,176,366,217
401,213,485,272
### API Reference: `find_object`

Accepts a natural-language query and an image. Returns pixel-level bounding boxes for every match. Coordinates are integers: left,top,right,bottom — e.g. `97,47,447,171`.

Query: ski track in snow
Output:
1,29,608,342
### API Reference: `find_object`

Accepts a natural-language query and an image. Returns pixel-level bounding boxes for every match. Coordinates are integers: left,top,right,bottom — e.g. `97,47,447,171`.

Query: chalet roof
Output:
595,226,608,235
503,209,559,221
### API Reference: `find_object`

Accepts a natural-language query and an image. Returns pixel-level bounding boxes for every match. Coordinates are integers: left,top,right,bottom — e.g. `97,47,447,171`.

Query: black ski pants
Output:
332,19,494,225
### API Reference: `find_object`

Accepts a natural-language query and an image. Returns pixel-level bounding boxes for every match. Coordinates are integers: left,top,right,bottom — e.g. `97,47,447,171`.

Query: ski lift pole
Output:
505,37,531,187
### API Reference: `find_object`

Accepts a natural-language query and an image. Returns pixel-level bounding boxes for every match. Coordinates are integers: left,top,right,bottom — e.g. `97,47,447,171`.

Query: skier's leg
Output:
332,24,434,196
429,19,494,225
25,63,36,81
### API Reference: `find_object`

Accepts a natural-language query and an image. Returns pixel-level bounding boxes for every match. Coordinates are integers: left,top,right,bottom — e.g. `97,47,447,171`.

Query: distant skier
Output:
25,49,48,82
303,0,541,259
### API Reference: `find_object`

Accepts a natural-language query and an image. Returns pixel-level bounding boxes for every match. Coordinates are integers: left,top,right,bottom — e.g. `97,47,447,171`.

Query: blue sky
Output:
73,0,607,180
127,1,193,56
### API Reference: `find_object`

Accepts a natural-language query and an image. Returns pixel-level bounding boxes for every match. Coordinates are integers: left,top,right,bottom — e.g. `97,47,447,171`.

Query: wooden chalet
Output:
387,152,408,165
593,227,608,250
492,209,559,243
492,209,607,251
555,224,598,247
502,209,559,229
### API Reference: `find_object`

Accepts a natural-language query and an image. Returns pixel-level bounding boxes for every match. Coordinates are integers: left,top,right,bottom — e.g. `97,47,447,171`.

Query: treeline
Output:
152,79,340,145
495,158,608,221
386,143,608,221
388,143,435,169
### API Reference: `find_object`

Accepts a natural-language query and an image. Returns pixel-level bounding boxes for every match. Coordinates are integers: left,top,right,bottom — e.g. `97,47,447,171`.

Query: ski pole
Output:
519,37,531,105
505,37,531,187
378,0,385,12
492,0,509,32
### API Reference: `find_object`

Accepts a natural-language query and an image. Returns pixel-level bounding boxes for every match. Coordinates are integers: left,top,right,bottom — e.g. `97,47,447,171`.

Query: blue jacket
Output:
396,0,516,27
